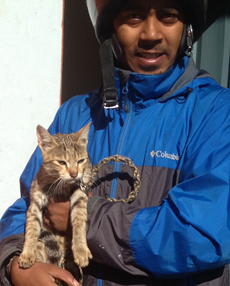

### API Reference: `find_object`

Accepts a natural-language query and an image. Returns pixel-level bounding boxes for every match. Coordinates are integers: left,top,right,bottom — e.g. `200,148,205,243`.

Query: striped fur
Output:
19,123,92,284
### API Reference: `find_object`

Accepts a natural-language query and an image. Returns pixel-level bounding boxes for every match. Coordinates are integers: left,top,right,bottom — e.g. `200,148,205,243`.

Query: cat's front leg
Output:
70,189,92,268
19,203,42,268
19,184,48,268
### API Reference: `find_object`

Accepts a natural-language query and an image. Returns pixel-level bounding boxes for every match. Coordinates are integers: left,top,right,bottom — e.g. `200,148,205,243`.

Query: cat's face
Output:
36,123,92,189
43,141,90,185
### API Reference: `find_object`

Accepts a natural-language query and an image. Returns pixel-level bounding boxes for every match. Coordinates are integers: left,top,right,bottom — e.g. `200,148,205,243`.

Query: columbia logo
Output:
150,150,179,161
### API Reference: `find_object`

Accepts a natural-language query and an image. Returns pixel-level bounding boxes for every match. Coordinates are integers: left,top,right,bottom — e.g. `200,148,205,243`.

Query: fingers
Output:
10,257,82,286
48,265,81,286
87,191,93,198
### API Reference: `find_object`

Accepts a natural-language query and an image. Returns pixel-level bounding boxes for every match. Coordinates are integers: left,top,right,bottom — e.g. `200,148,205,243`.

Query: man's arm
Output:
0,145,42,286
9,257,80,286
40,89,230,278
0,94,94,285
85,89,230,277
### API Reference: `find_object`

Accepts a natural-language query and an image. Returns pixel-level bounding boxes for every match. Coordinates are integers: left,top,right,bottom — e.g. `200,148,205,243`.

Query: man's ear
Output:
36,125,54,151
75,122,91,145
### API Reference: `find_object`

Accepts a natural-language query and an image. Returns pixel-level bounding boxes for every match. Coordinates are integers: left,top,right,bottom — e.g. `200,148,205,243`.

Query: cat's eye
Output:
57,160,66,165
77,159,85,164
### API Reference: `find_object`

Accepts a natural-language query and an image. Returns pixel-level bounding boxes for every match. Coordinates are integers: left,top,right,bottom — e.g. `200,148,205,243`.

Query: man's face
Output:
113,0,184,75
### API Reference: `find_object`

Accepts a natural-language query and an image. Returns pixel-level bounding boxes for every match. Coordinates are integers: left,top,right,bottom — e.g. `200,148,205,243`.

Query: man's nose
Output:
140,10,162,42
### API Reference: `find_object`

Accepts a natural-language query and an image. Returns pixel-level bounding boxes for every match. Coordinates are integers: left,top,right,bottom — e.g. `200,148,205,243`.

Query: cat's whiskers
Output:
39,169,52,180
54,178,66,199
83,175,102,188
47,177,62,196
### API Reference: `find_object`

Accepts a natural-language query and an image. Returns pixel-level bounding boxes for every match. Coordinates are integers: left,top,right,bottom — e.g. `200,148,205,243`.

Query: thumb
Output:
49,266,81,286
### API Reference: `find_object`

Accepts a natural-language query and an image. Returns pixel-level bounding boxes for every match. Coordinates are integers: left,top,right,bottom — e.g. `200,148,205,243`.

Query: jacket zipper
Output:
97,82,131,286
110,81,132,199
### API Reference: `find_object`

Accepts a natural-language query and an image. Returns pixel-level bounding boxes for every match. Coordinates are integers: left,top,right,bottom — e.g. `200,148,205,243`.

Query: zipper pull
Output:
122,82,129,113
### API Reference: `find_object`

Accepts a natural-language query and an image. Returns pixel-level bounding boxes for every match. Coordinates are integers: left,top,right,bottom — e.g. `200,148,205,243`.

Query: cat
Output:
18,123,93,284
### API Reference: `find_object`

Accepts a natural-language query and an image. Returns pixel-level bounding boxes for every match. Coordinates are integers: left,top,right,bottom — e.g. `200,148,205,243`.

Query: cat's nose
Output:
70,173,78,178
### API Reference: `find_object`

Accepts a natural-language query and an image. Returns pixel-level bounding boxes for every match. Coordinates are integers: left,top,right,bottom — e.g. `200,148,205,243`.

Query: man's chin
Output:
140,68,163,75
133,59,177,75
136,65,165,75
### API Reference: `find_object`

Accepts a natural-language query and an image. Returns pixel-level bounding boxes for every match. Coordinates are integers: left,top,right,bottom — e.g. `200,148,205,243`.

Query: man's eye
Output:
57,160,66,165
160,13,178,24
124,11,146,23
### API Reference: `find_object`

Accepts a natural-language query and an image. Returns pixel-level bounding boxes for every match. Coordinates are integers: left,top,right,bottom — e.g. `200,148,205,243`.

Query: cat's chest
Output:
36,175,80,201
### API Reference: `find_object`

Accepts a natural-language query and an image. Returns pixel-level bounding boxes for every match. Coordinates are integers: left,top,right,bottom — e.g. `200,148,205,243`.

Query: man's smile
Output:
135,52,167,67
136,52,165,58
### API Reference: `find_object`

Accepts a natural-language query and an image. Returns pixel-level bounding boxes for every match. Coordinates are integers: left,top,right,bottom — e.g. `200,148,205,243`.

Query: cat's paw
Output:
18,252,36,268
72,245,92,268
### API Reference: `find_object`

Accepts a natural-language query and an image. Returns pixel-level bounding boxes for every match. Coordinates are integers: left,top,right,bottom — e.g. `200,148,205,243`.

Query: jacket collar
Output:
114,56,201,102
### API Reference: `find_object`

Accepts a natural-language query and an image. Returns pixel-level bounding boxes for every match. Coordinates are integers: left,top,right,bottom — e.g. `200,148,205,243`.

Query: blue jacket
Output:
1,56,230,286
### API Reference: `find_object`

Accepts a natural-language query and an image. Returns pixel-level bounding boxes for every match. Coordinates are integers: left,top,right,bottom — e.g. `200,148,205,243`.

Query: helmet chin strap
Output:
99,39,119,109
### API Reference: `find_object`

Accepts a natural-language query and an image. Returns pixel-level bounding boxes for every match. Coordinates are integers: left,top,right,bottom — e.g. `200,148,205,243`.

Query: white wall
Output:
0,1,63,217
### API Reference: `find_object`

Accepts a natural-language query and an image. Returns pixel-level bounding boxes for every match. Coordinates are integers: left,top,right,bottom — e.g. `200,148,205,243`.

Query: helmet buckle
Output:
102,87,119,109
99,39,119,109
186,24,194,55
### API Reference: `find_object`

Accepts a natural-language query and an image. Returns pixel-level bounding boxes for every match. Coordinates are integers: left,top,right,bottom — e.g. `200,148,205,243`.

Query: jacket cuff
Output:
0,253,20,286
0,233,24,286
0,267,11,286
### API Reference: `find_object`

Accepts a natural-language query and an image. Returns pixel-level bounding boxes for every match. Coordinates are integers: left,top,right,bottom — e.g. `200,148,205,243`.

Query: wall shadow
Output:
61,0,102,104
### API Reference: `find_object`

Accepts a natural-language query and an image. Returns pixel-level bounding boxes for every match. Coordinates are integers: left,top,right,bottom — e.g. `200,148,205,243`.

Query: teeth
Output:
142,53,161,58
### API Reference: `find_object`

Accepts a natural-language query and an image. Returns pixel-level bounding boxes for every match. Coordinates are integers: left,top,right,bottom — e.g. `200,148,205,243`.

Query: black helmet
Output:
86,0,226,44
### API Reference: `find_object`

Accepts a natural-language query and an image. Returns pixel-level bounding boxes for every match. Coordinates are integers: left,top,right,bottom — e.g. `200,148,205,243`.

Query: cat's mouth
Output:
69,178,80,183
68,176,82,185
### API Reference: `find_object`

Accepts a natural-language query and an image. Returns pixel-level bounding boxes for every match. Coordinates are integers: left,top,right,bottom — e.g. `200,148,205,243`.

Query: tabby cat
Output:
18,123,93,284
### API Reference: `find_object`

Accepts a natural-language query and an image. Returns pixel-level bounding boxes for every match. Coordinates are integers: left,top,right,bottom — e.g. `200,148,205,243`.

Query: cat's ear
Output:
75,122,91,145
36,125,54,151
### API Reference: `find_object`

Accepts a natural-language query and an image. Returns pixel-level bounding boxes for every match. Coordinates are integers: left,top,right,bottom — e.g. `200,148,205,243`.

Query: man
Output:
1,0,230,285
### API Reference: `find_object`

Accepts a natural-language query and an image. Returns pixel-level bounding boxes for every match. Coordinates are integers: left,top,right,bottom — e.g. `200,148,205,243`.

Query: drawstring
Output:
124,94,129,113
185,87,193,100
122,82,129,113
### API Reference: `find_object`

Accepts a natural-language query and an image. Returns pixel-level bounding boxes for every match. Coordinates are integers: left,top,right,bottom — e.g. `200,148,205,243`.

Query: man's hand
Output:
43,192,92,233
43,197,71,233
11,256,81,286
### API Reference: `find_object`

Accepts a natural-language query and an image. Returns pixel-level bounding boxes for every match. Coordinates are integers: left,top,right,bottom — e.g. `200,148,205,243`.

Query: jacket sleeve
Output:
0,146,42,285
86,88,230,278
